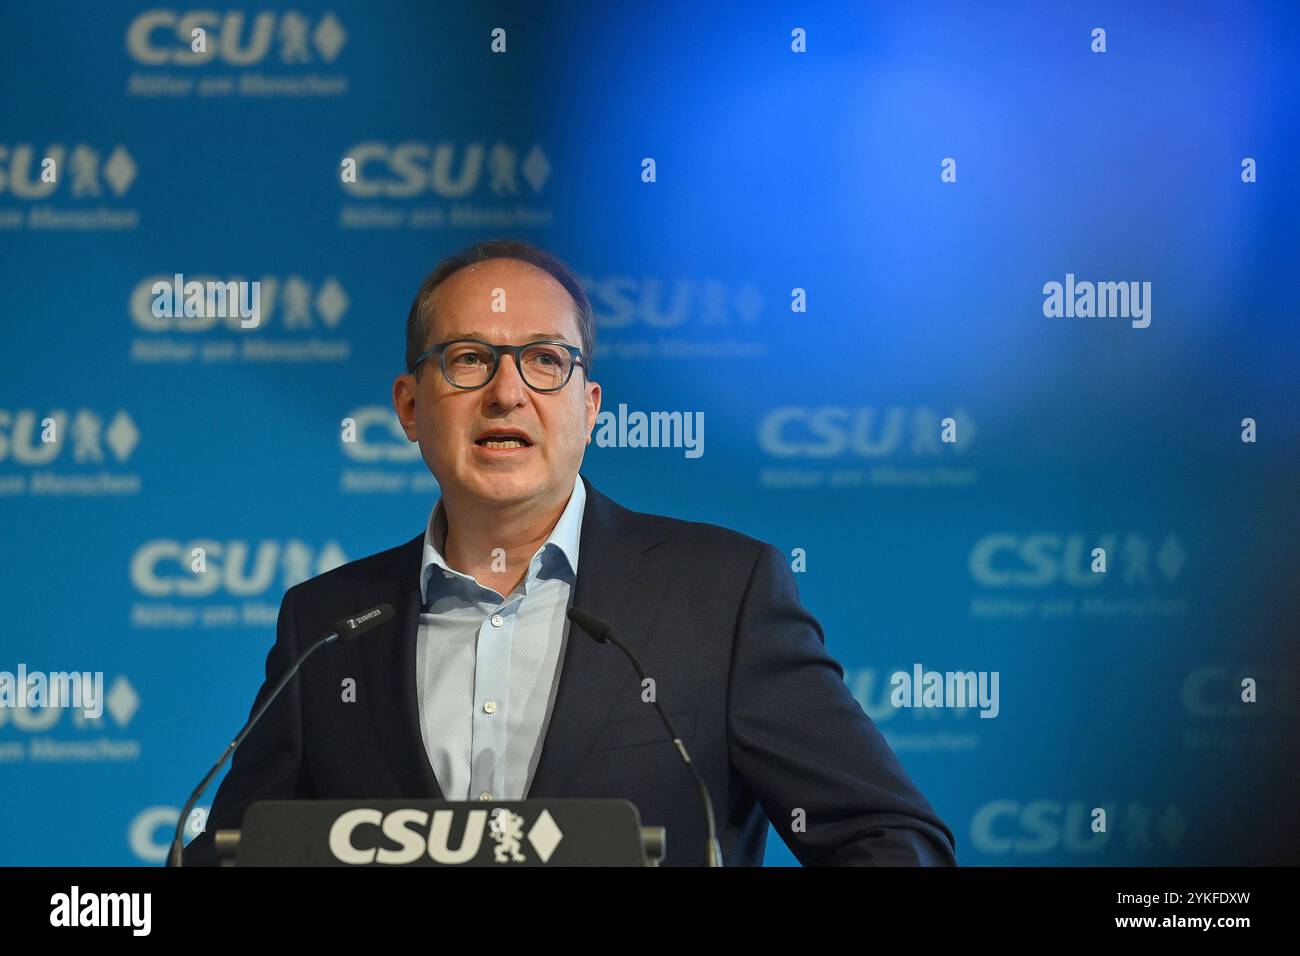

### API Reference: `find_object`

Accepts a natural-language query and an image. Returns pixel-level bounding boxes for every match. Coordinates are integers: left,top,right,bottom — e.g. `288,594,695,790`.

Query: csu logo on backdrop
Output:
130,539,347,597
970,800,1187,857
339,407,420,463
1180,666,1294,755
0,409,139,465
0,144,136,198
757,406,979,491
337,407,434,495
338,143,553,229
0,675,142,767
758,406,975,458
0,675,139,732
582,275,765,331
126,10,347,65
340,143,552,198
1182,666,1295,719
968,533,1186,588
129,275,348,332
0,409,142,498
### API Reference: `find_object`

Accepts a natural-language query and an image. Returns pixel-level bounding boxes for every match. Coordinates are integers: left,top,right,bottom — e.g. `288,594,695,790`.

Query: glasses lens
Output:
520,343,572,390
442,341,495,387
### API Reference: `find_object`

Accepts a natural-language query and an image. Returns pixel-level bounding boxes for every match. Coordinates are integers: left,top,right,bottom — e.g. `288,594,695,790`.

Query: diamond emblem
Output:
315,278,348,327
527,809,563,862
105,411,139,462
313,14,347,62
104,146,136,196
1156,536,1186,582
521,146,551,193
107,676,139,727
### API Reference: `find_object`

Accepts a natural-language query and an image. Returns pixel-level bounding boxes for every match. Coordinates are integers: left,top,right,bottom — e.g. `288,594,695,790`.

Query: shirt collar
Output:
419,473,585,605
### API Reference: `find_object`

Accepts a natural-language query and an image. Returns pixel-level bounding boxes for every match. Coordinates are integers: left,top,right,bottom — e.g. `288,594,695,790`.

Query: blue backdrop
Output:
1,0,1296,865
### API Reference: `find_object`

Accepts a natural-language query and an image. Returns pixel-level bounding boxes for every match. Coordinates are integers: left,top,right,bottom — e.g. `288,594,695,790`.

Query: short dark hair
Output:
405,239,595,379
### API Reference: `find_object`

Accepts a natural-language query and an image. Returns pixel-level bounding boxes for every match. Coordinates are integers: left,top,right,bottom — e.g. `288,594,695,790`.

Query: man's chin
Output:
462,469,543,503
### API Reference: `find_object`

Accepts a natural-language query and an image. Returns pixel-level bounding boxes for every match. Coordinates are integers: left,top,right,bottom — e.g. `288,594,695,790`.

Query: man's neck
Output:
440,481,573,594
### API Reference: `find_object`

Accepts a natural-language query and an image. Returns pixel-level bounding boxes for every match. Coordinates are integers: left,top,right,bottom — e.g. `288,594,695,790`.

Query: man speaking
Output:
181,239,957,867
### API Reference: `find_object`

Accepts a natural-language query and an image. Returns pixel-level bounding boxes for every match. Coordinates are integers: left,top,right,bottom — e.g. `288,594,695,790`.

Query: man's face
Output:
393,258,601,511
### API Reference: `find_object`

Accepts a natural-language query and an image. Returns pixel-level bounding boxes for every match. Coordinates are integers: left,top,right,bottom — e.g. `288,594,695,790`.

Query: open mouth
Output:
474,433,533,450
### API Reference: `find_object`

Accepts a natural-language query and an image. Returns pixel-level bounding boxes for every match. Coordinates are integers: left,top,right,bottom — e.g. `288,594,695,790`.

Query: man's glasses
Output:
409,339,586,393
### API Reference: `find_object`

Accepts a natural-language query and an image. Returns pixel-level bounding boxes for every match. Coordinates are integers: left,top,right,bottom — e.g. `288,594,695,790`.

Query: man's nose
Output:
484,351,528,403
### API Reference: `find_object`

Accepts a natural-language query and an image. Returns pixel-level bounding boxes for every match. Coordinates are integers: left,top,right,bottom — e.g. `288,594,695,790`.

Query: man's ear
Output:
393,374,419,441
585,379,602,441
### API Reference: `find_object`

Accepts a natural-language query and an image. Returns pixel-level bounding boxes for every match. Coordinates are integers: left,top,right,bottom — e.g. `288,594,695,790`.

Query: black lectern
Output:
213,799,665,866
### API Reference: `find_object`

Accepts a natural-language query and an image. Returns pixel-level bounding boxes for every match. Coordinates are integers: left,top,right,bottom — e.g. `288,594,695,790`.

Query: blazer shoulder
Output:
602,490,773,566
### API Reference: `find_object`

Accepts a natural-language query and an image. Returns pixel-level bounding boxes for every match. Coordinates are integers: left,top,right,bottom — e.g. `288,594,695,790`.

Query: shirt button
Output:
479,792,492,801
490,614,504,627
482,700,497,715
443,571,452,578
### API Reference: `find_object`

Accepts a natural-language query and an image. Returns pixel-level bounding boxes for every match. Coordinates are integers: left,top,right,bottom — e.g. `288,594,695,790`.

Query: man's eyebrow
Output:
444,330,573,343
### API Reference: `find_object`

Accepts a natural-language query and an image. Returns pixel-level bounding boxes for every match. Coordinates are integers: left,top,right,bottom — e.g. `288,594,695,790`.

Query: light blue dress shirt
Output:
415,474,585,802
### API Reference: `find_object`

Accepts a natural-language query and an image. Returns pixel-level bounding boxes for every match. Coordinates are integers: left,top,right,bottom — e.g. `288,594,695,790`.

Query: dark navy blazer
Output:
182,474,957,866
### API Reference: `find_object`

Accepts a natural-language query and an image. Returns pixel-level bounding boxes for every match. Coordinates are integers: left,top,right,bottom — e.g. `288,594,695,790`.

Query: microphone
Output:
566,606,723,867
168,603,395,867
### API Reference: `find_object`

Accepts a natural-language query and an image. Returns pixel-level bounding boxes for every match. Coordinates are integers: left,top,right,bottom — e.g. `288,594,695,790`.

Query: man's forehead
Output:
428,260,579,341
442,257,558,291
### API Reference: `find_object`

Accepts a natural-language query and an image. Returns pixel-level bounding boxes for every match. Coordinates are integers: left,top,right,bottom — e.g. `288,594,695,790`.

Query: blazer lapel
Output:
526,475,671,798
358,534,445,800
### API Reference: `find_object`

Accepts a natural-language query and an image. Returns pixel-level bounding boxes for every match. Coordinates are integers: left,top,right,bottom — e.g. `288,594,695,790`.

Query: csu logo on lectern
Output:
330,807,564,865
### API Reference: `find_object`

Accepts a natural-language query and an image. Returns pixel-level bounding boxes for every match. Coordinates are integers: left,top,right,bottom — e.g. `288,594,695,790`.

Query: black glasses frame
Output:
409,338,586,393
